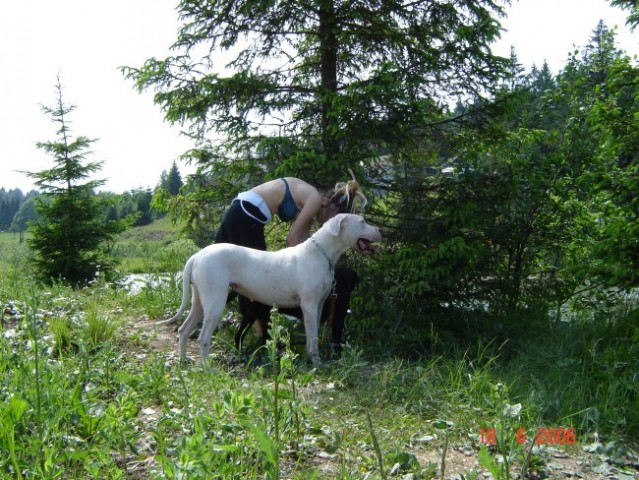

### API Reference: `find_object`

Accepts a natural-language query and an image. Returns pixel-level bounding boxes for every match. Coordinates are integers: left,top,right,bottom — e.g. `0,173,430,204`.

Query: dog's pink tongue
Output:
357,238,376,254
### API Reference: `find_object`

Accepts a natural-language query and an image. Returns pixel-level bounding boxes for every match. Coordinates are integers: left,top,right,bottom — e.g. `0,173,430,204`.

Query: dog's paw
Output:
178,356,195,367
309,354,323,368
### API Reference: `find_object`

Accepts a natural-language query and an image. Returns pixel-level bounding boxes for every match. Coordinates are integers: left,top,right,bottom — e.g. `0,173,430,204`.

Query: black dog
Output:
234,267,359,356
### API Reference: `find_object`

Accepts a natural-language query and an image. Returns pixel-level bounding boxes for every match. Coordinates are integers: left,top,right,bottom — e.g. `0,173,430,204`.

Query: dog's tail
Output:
157,254,195,326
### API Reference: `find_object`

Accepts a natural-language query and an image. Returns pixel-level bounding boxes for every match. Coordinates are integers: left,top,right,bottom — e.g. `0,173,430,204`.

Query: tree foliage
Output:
124,0,510,241
124,4,638,333
26,79,128,286
159,160,184,195
567,21,639,287
346,19,639,334
0,189,32,231
609,0,639,29
10,194,40,232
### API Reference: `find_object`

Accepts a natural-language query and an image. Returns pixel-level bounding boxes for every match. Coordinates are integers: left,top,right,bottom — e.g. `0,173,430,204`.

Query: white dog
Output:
160,214,381,365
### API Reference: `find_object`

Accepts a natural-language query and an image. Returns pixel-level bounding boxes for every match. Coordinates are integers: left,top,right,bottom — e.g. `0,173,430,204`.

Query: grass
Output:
0,224,637,479
112,216,198,274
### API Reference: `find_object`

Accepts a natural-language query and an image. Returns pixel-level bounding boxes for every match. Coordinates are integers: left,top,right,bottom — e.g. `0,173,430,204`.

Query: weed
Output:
49,316,79,356
366,411,387,480
140,353,172,405
83,305,121,351
0,395,28,480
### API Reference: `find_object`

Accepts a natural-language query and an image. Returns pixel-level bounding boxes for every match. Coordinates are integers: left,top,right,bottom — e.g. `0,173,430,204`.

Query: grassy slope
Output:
112,217,198,274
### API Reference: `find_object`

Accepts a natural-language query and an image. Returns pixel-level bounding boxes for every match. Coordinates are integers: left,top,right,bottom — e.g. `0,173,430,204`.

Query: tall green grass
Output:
0,225,637,479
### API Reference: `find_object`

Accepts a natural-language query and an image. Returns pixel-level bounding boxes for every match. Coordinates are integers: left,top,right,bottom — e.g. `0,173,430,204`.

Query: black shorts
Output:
214,199,268,250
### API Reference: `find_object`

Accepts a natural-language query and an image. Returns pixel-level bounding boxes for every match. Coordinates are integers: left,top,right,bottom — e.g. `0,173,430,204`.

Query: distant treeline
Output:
0,161,184,232
0,188,164,232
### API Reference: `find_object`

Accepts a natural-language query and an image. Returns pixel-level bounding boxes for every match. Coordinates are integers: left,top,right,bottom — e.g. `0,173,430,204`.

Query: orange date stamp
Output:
480,427,576,445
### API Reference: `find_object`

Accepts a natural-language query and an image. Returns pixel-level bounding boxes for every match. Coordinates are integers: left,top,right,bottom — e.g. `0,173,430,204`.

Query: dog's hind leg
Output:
177,287,203,361
196,291,227,364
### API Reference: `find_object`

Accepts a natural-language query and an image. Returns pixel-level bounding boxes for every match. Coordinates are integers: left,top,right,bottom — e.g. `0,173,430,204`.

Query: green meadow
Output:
0,223,637,479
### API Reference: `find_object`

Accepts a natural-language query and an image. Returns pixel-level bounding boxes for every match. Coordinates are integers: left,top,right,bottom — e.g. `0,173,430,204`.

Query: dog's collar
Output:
310,235,334,272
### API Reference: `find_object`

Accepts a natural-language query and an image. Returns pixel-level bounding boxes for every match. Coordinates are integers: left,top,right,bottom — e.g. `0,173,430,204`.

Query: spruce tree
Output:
26,78,127,285
124,0,510,242
124,0,508,186
163,161,184,195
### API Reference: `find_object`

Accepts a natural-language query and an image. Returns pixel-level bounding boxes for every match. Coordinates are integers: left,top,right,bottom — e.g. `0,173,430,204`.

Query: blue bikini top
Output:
277,178,300,221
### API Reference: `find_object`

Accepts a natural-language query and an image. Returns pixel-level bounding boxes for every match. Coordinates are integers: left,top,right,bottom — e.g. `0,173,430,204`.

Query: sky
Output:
0,0,637,194
492,0,636,71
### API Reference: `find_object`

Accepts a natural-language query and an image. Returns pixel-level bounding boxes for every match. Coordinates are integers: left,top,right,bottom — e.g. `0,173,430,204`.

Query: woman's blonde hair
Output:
327,169,367,214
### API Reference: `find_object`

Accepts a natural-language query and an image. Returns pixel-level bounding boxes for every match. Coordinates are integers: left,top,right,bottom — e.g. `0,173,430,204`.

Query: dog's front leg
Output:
301,302,322,365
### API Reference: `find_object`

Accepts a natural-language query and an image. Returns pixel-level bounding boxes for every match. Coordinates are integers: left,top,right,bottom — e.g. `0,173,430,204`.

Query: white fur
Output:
160,214,381,365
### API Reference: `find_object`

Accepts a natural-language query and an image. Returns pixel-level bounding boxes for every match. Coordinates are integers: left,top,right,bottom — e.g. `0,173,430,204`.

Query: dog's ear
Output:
326,214,345,236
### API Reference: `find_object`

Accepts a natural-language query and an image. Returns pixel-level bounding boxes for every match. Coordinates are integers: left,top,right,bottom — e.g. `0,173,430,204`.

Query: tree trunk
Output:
318,0,339,176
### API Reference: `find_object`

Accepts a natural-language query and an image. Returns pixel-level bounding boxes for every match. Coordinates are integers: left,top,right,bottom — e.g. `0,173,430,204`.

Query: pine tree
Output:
26,77,127,285
123,0,509,186
163,161,183,195
123,0,510,244
609,0,639,29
